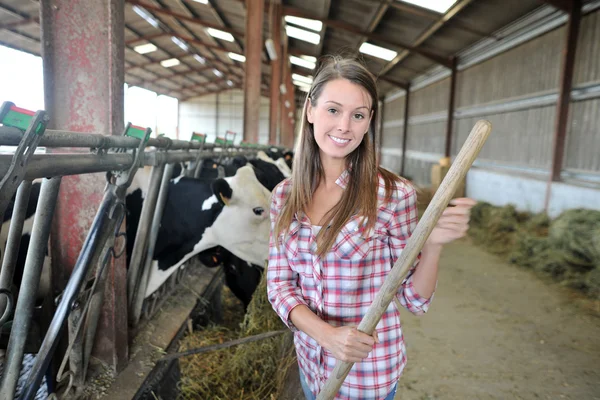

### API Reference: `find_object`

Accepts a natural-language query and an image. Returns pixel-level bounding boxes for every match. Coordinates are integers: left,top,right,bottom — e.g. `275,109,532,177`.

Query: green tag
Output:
191,132,206,143
226,139,234,146
1,106,42,133
214,137,226,146
126,124,148,141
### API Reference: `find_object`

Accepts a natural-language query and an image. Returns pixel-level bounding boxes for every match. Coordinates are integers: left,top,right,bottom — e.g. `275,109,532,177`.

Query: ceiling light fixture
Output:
290,55,315,70
213,69,223,77
193,54,206,64
160,58,180,68
134,43,157,54
206,28,235,42
359,42,398,61
284,15,323,32
285,25,320,45
291,73,313,84
228,52,246,62
399,0,458,13
171,36,189,52
132,6,160,29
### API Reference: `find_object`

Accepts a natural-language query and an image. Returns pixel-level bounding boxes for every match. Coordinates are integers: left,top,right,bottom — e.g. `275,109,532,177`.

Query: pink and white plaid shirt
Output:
267,170,434,400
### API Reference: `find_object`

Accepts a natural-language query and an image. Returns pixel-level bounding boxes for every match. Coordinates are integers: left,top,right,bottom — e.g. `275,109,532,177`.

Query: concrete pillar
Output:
243,0,264,143
268,3,282,145
40,0,128,371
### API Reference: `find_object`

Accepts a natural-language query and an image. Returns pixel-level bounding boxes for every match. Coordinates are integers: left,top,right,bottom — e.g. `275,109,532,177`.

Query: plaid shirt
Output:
267,170,434,400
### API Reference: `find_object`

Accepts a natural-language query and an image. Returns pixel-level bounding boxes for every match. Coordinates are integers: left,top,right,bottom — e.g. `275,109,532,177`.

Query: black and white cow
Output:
257,151,292,178
126,164,273,299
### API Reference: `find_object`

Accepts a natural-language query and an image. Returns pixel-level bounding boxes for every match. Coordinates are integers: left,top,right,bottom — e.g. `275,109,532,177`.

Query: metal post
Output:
130,163,175,325
22,186,124,398
445,57,457,158
243,0,265,143
269,2,282,145
401,86,410,177
0,176,61,399
127,165,165,319
545,0,581,209
0,180,33,324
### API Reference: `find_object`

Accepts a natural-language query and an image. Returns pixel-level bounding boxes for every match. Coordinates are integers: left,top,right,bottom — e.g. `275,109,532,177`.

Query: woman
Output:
267,56,475,400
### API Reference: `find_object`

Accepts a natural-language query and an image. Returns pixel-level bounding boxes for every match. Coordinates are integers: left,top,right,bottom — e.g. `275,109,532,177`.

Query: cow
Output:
125,164,273,299
257,151,292,178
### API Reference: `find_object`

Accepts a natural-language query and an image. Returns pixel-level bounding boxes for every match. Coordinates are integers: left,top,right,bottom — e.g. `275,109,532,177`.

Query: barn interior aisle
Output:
394,239,600,400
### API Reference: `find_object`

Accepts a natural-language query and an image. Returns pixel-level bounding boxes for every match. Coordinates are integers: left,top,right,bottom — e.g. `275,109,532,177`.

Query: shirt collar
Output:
335,169,350,190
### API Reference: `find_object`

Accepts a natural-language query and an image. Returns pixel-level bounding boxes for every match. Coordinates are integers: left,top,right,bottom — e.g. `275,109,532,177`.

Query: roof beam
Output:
315,0,332,56
281,5,451,67
378,76,409,90
538,0,573,12
0,17,39,30
353,0,390,56
181,85,240,102
378,0,474,76
126,0,244,37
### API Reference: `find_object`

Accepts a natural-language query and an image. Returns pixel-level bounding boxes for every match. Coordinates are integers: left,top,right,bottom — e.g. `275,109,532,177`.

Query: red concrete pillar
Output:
243,0,265,143
268,3,282,145
40,0,128,370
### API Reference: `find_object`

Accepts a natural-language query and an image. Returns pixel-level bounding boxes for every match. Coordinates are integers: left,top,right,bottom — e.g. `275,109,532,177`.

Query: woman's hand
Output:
425,198,477,247
322,326,379,363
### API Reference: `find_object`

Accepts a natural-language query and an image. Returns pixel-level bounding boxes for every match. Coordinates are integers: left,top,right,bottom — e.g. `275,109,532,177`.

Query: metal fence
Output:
0,101,279,399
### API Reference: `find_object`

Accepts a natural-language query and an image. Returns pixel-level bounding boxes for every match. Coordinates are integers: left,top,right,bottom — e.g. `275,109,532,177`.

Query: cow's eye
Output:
253,207,264,216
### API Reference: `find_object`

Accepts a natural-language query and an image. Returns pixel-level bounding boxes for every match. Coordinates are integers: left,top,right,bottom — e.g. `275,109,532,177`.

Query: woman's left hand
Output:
425,197,477,247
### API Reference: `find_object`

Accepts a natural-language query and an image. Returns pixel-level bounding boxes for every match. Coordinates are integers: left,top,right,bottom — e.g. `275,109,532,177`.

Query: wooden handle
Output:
316,120,492,399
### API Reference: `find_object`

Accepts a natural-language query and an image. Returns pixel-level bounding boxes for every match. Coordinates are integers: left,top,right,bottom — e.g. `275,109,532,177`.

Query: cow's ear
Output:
212,179,232,206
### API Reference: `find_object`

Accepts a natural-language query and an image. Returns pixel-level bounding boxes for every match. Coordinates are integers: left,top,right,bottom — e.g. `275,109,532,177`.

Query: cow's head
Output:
210,166,271,265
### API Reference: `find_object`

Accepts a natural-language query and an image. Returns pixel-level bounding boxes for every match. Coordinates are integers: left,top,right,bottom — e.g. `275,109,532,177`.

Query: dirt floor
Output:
393,238,600,400
280,239,600,400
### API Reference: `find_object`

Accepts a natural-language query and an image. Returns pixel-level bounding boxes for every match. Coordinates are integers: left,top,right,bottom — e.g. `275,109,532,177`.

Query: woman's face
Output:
307,78,373,162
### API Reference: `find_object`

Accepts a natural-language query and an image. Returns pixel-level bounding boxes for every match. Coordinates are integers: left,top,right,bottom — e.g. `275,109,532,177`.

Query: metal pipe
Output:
0,126,288,151
130,163,174,325
0,176,61,399
127,165,164,316
0,150,256,181
22,186,123,399
0,180,33,325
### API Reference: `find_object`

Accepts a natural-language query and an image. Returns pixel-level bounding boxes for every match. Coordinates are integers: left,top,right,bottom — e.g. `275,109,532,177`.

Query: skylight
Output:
213,69,223,77
284,16,323,32
297,85,310,93
285,26,320,45
228,52,246,62
171,37,189,52
160,58,180,68
227,80,234,87
292,73,313,84
398,0,457,14
290,55,315,70
300,55,317,63
193,54,206,64
132,6,160,29
359,42,398,61
192,0,208,4
293,80,311,89
134,43,157,54
206,28,235,42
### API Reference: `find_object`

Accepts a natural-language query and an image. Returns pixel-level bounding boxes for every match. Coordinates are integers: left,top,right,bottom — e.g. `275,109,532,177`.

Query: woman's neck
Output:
320,153,346,189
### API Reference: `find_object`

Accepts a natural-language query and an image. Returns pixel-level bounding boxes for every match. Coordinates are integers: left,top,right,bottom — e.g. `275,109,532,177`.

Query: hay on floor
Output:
469,204,600,299
178,271,295,400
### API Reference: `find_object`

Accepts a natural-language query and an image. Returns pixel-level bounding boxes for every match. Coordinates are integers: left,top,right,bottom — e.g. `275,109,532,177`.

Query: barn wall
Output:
380,9,600,216
179,89,270,144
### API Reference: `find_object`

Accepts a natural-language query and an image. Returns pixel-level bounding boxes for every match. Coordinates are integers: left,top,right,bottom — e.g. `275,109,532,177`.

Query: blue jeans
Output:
299,370,397,400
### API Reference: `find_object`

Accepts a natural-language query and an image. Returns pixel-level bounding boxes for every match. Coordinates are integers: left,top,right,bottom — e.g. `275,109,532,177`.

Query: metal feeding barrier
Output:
0,101,283,399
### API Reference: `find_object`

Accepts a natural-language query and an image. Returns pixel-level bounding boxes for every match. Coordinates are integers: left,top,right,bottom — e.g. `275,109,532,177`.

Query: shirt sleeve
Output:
266,183,308,331
387,185,435,315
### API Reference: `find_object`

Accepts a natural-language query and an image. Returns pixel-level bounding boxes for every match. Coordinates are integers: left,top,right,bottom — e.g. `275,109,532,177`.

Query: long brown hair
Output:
275,56,401,257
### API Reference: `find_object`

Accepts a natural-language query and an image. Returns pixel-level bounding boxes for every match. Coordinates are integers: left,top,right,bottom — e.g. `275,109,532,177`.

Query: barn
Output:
0,0,599,399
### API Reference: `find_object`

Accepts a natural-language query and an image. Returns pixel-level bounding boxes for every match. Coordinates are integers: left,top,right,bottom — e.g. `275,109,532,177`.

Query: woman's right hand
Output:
322,326,379,363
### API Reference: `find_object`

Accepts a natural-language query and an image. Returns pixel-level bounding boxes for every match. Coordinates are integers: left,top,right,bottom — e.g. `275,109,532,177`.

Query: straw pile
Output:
468,202,600,299
178,272,295,399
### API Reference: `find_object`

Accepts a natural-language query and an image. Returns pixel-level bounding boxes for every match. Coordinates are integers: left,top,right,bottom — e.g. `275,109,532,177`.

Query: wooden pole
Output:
243,0,264,143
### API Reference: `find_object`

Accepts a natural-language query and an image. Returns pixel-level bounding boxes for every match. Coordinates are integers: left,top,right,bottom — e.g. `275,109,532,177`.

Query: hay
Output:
178,272,295,400
469,204,600,299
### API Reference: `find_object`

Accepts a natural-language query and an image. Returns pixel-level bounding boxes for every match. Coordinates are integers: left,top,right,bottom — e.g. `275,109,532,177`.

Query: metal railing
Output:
0,101,285,399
